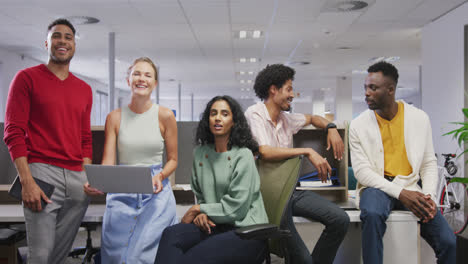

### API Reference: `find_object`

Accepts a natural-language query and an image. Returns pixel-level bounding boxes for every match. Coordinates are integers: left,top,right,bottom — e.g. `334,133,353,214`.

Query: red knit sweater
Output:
4,64,93,171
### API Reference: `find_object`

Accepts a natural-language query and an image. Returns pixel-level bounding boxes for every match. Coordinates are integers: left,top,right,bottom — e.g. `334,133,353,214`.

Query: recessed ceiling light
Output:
241,88,245,91
248,71,254,75
247,80,252,84
369,56,385,63
323,1,371,12
369,56,400,63
239,30,247,39
65,16,100,25
385,56,400,62
252,30,261,38
240,71,245,75
336,1,368,12
246,88,251,91
289,61,311,66
249,58,257,63
240,80,245,84
239,58,247,63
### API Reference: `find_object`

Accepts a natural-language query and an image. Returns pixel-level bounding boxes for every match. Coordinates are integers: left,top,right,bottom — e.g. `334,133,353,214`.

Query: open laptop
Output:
84,164,154,194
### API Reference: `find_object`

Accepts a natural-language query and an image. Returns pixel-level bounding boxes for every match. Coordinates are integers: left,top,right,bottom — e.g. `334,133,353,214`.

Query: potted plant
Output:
444,107,468,263
444,108,468,186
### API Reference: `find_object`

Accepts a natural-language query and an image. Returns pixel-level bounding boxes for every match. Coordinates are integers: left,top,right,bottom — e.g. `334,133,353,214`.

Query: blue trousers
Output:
285,190,350,264
155,223,266,264
360,188,456,264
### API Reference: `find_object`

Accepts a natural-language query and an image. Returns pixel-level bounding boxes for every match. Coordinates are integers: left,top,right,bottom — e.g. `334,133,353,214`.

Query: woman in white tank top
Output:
84,57,178,263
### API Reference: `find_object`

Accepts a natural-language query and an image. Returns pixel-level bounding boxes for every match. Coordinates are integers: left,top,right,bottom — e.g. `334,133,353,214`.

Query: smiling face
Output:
364,72,395,110
45,24,75,65
127,61,158,97
209,100,234,139
271,79,294,111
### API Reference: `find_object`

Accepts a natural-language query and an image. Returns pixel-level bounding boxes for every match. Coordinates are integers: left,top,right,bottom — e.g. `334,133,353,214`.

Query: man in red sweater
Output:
3,18,92,263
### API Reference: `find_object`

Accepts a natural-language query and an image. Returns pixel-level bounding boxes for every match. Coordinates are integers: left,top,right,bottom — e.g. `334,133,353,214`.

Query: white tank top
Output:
117,104,164,166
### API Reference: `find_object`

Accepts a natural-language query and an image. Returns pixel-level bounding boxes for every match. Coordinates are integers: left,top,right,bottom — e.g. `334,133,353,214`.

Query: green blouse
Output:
191,144,269,227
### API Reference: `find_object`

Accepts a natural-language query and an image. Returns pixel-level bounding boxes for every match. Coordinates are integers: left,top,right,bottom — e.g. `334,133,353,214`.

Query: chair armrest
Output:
235,224,290,240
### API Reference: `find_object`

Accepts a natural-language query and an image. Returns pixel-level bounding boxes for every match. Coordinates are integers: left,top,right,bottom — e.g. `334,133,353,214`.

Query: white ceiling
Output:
0,0,466,102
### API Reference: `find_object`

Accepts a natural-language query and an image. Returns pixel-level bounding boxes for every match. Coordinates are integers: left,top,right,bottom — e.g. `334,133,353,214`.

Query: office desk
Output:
0,204,106,224
0,204,193,223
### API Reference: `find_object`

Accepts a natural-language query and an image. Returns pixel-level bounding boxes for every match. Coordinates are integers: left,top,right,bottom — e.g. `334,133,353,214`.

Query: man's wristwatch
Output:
326,122,337,133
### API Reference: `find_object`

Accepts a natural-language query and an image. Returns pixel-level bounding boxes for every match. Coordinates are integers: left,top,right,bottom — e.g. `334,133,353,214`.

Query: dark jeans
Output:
360,187,456,264
285,190,350,264
155,223,266,264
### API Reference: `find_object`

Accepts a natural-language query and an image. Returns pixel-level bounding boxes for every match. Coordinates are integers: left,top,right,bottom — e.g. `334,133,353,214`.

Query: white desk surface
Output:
294,210,418,223
0,204,193,223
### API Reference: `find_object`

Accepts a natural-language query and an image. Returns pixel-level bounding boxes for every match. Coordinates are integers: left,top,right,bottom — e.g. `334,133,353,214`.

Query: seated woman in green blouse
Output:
155,95,269,264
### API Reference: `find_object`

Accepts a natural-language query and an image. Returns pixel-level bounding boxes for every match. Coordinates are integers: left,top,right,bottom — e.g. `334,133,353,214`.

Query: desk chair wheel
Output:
69,223,100,263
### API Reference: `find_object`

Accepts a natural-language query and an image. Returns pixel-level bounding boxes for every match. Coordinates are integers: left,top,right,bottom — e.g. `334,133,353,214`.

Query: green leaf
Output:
450,177,468,186
444,108,468,154
463,108,468,118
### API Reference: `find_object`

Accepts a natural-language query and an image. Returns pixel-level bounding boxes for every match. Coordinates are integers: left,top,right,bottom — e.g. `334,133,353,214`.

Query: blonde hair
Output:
127,57,158,81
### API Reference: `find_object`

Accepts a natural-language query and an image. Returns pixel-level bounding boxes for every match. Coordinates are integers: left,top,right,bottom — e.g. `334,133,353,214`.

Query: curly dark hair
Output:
47,18,76,36
253,64,295,100
368,61,399,85
196,96,259,153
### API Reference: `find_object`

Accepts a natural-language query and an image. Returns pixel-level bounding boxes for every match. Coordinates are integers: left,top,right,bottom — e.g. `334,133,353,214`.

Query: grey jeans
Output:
23,163,89,264
284,190,350,264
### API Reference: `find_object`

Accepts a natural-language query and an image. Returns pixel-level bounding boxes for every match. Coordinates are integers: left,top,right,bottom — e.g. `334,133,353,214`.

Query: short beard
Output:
367,104,378,110
50,55,73,65
282,105,292,112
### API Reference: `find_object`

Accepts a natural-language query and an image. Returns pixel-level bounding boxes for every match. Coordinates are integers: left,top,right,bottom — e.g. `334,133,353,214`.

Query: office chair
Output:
236,156,303,264
0,224,26,264
68,222,100,263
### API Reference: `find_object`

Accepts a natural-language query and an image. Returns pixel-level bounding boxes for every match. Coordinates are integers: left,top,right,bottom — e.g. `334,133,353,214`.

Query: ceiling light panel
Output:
252,30,261,38
238,58,258,63
235,30,263,39
239,30,247,39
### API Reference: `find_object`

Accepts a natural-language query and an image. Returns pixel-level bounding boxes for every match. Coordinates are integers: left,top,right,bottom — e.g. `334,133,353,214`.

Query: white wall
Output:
336,76,352,122
0,49,37,122
352,73,367,118
402,93,421,108
422,2,468,158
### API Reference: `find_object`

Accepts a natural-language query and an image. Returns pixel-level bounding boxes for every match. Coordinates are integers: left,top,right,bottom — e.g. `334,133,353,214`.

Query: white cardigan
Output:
349,101,438,208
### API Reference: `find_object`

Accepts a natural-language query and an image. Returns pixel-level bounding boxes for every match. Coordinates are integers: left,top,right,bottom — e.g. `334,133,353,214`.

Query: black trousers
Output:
155,223,266,264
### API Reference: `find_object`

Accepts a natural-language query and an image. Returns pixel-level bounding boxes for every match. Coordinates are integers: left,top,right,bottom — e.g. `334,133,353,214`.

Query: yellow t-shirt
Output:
375,102,413,177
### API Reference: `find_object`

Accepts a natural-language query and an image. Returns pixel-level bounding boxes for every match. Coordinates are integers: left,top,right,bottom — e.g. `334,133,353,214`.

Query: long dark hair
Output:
196,96,259,153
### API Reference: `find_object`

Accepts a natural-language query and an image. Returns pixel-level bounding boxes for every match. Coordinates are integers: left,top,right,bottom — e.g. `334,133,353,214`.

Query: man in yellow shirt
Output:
349,61,455,264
